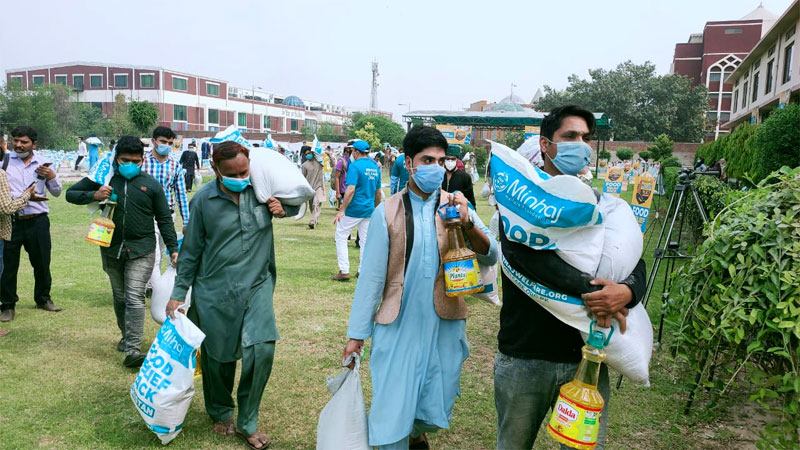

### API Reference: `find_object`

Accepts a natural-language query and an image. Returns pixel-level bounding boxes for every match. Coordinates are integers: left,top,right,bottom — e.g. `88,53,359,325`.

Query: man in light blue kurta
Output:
344,125,497,449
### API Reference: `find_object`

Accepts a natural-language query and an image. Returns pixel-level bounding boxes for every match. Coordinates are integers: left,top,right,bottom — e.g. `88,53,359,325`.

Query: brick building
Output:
670,5,778,140
4,62,389,135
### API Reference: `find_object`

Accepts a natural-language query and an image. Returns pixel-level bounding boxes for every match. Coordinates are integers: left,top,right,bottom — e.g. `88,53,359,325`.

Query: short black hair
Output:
116,136,144,157
402,125,448,161
540,105,596,141
152,126,176,140
11,126,38,143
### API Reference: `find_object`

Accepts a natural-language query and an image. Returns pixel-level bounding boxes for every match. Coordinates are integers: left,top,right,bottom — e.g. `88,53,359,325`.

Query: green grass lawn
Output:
0,174,758,449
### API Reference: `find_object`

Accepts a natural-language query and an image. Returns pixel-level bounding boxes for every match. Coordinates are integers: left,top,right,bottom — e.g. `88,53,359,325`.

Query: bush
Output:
669,166,800,448
638,151,651,161
751,104,800,181
685,174,731,241
649,133,674,161
615,147,634,161
598,149,611,160
663,166,680,198
661,156,682,168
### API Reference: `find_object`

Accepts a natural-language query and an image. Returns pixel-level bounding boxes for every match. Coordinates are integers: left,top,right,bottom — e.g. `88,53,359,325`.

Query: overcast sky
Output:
0,0,793,123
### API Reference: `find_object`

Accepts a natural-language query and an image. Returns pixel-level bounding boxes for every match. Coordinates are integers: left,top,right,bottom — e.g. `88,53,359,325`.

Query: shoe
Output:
117,338,126,352
355,271,360,278
331,271,350,282
0,330,9,337
35,300,62,312
0,310,14,322
123,352,146,368
145,287,153,298
308,223,315,229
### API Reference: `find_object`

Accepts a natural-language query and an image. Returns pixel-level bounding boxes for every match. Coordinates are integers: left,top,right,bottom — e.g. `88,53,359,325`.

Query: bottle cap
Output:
109,193,118,202
444,206,459,220
587,330,606,349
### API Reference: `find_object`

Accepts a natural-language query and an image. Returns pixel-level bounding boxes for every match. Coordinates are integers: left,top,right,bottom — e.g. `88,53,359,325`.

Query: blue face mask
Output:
118,162,141,180
412,163,445,194
220,176,250,192
155,144,172,156
306,154,313,160
545,140,591,176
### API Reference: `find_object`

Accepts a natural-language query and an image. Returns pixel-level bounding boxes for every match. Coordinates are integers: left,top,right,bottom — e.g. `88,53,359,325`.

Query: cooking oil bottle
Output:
548,322,612,449
442,205,483,297
86,193,117,247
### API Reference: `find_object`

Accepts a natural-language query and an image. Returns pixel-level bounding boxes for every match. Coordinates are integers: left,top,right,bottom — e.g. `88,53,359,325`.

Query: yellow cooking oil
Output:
441,205,483,297
548,323,612,449
85,193,117,247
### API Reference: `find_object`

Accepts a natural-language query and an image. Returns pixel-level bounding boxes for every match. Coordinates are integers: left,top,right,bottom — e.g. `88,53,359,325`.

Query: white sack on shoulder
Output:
249,149,315,205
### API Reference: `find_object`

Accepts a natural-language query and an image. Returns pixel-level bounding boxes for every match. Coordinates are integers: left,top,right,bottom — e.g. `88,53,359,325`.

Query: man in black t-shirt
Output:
440,144,476,207
494,105,647,449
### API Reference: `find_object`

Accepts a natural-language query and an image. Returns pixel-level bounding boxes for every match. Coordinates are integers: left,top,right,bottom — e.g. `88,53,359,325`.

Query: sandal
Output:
212,418,235,435
409,433,429,449
236,429,271,449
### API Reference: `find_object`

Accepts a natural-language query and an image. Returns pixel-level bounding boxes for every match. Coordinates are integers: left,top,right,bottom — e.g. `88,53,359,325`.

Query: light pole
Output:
398,103,411,112
252,85,263,131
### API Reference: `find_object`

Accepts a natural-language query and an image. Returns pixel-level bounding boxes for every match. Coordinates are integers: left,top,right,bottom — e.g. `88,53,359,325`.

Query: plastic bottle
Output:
85,193,117,247
547,322,612,449
442,205,483,297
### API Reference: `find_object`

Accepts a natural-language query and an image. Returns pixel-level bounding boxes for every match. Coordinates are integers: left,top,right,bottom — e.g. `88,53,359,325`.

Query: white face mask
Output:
444,160,457,171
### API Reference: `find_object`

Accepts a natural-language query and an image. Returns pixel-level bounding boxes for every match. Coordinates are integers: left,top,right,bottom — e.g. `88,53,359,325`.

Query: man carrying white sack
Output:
494,105,647,449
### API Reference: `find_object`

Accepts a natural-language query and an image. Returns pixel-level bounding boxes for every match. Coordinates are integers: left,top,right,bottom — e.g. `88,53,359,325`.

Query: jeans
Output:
494,351,610,450
334,215,370,274
102,251,155,355
1,214,53,311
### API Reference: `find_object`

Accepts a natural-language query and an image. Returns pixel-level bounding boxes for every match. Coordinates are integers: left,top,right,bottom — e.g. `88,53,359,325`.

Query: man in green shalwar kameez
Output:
167,141,298,449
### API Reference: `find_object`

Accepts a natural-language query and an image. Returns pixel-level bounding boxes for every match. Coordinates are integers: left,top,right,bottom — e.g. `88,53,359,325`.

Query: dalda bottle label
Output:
86,222,114,247
443,258,482,294
547,393,602,447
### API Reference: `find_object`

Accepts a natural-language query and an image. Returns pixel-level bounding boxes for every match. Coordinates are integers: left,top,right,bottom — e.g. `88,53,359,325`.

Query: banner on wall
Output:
603,166,624,197
436,124,472,145
523,126,541,140
630,172,656,233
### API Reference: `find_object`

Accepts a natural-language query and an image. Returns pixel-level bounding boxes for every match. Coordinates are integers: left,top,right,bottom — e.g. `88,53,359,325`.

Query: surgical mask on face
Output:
155,144,172,156
544,139,591,176
412,163,445,194
221,175,250,192
306,154,313,160
118,162,141,179
15,150,31,159
444,160,457,171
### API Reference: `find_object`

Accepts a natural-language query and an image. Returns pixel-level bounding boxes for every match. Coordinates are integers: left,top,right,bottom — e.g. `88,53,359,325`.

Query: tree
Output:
302,122,344,142
638,151,651,161
751,104,800,181
74,102,110,138
354,122,381,151
598,149,611,160
537,61,707,142
615,147,634,161
499,130,525,149
347,114,405,147
128,100,159,136
109,93,136,137
648,133,674,161
0,83,77,148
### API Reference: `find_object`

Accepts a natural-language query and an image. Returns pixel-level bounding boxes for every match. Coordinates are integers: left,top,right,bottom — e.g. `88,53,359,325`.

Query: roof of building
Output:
402,110,611,128
740,4,778,21
729,0,800,80
530,88,544,104
283,95,305,107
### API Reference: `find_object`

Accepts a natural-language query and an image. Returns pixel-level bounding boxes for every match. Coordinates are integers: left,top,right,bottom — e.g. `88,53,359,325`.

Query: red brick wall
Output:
589,140,700,166
108,66,134,89
163,71,197,95
198,79,225,98
702,21,763,54
133,69,160,90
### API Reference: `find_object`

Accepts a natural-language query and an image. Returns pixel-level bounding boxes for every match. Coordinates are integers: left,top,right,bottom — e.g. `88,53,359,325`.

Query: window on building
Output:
114,74,128,88
709,71,722,82
206,83,219,96
173,105,187,121
721,92,732,100
91,102,103,110
706,112,718,122
723,72,732,82
724,28,743,34
32,75,45,86
290,119,299,131
742,81,749,108
73,75,84,90
783,43,794,84
765,59,774,94
751,72,760,102
304,119,317,131
786,25,796,41
173,77,188,91
720,112,731,122
733,91,739,113
263,116,271,129
238,113,247,127
140,74,155,88
708,93,719,102
768,45,776,58
90,75,102,88
208,109,219,124
55,75,67,85
10,75,22,87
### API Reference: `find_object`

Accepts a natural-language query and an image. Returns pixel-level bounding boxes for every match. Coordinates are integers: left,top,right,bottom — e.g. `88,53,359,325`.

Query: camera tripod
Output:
616,169,708,389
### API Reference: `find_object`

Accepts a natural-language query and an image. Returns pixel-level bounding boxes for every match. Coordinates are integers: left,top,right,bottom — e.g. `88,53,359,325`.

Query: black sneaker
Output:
117,339,125,352
145,287,153,298
123,353,146,368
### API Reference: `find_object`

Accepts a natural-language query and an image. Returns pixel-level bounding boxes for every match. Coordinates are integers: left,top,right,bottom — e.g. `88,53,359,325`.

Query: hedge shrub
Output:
615,147,634,161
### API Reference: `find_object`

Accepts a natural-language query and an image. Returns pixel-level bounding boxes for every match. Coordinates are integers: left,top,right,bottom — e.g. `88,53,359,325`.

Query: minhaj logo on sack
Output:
493,172,509,193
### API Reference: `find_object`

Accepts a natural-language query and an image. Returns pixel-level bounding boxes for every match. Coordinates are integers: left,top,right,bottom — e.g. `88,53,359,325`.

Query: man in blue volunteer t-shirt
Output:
332,139,381,281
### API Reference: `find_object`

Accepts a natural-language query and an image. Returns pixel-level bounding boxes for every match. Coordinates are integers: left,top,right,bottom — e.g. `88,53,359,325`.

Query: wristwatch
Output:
463,218,474,231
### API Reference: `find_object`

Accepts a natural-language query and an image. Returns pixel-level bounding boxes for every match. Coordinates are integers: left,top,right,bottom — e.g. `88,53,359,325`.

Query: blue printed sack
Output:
131,311,205,444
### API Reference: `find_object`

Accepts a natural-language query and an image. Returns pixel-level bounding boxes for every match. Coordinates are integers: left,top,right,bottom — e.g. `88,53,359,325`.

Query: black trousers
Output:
1,214,52,311
74,155,85,170
184,171,194,192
